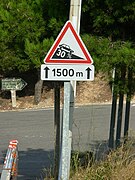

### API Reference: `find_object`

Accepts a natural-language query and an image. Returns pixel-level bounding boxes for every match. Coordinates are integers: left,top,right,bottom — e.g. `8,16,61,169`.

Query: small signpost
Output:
41,20,94,180
1,78,27,107
1,78,27,91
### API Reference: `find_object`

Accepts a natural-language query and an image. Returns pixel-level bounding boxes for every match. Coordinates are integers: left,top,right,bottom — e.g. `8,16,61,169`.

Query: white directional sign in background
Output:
41,64,94,81
1,78,27,91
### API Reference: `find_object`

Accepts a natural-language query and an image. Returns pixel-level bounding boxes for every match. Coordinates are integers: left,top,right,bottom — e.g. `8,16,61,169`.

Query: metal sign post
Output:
61,1,83,179
58,82,71,180
54,82,61,180
41,4,94,178
69,0,82,33
69,0,82,97
59,1,83,179
11,90,17,108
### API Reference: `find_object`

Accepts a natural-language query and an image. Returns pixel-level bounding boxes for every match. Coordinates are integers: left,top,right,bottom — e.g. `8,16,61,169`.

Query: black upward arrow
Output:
44,66,50,78
85,67,92,79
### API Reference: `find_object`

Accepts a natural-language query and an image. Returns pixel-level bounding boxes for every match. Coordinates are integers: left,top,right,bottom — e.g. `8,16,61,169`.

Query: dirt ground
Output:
0,73,114,111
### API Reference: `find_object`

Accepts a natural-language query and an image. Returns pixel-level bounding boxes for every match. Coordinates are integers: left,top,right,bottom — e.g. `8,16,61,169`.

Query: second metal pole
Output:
54,82,61,180
59,82,71,180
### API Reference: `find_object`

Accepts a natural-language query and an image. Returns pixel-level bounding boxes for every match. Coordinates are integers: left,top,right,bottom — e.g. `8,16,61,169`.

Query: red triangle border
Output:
44,21,93,64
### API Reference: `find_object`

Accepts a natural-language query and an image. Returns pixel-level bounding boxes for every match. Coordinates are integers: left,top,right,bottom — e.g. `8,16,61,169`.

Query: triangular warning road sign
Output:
44,21,93,64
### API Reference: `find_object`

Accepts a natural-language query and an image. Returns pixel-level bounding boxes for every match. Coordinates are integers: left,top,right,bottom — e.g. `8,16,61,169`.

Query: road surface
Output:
0,104,135,179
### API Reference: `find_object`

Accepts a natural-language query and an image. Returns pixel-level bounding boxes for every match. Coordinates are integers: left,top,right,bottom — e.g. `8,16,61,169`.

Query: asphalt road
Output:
0,104,135,179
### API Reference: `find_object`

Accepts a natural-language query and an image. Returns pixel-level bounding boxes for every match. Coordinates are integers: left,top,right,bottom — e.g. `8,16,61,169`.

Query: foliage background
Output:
0,0,135,96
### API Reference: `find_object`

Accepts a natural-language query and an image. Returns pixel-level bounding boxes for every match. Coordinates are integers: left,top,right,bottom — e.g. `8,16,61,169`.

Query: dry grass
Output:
70,139,135,180
43,139,135,180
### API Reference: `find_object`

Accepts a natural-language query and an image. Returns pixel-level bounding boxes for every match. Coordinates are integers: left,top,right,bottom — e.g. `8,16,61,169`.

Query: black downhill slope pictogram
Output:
52,44,84,60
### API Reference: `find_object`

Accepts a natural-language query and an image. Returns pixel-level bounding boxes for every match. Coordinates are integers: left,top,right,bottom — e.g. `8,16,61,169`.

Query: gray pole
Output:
68,0,82,171
11,90,16,107
69,0,82,33
58,0,82,179
69,0,82,97
59,82,71,179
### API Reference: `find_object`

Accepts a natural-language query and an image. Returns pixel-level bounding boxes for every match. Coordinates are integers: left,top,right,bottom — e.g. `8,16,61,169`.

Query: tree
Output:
24,38,54,104
1,0,135,105
0,0,69,103
0,0,45,73
82,34,135,146
81,0,135,41
82,34,135,79
0,0,45,103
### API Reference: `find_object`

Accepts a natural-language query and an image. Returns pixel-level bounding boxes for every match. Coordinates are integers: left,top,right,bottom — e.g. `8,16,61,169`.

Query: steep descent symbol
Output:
44,21,93,64
52,44,84,60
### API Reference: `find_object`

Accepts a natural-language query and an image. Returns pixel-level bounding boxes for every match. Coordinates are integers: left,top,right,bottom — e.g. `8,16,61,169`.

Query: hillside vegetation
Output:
0,0,135,104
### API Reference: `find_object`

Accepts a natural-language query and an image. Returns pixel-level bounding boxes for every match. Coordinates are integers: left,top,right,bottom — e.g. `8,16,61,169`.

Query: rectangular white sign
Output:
41,64,94,81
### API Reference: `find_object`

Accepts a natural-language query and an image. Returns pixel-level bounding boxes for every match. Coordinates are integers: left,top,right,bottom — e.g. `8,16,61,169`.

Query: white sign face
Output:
41,64,94,81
